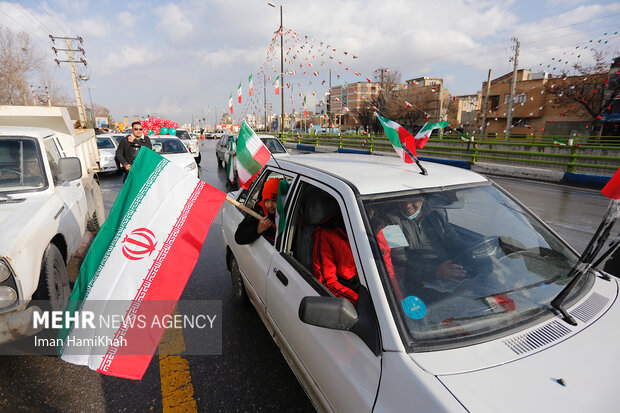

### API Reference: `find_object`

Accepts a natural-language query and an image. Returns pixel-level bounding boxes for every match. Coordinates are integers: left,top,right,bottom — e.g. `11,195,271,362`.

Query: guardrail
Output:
277,132,620,176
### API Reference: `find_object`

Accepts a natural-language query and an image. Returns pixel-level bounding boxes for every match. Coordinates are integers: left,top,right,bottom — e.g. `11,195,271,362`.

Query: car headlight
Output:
0,286,17,307
184,163,197,171
0,261,10,283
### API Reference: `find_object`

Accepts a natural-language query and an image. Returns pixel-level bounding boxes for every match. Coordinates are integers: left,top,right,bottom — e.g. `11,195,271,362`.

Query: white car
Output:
175,129,201,165
221,153,620,412
96,134,119,173
150,136,198,178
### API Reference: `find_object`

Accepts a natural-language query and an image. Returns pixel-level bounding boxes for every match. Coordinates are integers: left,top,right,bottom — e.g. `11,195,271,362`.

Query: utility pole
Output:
328,68,332,129
480,68,492,138
45,86,51,106
30,85,37,105
505,37,519,140
50,35,87,126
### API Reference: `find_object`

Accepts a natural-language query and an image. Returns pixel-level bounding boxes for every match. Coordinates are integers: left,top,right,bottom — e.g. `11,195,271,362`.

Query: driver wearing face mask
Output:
383,197,466,287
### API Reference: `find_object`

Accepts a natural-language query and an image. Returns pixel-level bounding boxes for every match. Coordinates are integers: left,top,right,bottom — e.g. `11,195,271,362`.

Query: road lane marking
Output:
159,310,198,412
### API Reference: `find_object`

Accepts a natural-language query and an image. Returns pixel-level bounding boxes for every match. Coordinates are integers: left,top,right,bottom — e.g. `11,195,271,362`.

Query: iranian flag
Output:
414,121,450,149
226,136,236,184
275,75,280,95
58,148,226,380
375,113,417,163
237,83,242,104
248,74,253,97
553,138,568,146
275,179,290,243
229,93,233,114
235,121,271,189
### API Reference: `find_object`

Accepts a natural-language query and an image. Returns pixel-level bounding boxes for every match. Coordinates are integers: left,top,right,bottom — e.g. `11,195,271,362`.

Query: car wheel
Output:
37,244,71,311
195,152,202,165
230,256,249,305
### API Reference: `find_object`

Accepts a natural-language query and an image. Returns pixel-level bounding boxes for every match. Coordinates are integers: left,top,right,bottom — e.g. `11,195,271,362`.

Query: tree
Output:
0,25,44,105
544,51,619,137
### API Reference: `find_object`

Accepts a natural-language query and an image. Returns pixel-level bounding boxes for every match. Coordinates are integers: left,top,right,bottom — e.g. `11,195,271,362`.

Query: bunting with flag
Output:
248,74,253,97
237,83,242,104
275,75,280,95
58,147,226,380
235,121,271,189
414,121,450,149
375,113,417,163
229,94,233,114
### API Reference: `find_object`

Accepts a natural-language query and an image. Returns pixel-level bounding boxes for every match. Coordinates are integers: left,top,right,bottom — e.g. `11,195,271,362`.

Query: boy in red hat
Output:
235,178,281,245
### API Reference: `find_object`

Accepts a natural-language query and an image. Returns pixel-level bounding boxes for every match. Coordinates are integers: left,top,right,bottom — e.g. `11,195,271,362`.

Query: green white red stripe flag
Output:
237,83,242,104
235,121,271,189
229,93,233,114
553,138,568,146
275,179,290,243
414,121,450,148
58,147,226,380
226,136,236,184
248,74,253,97
375,113,417,163
275,75,280,95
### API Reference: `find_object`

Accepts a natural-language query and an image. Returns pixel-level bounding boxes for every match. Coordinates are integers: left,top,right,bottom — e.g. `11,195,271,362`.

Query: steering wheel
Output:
453,236,499,264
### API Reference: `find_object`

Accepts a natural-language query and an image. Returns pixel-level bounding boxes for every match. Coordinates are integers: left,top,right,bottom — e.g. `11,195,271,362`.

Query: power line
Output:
14,0,55,35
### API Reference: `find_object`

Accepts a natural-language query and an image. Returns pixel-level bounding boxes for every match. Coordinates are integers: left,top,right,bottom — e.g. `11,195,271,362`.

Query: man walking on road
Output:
115,121,152,182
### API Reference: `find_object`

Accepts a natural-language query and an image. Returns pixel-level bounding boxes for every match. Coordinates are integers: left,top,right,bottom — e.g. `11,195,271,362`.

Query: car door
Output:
265,178,381,413
43,137,86,251
233,169,297,308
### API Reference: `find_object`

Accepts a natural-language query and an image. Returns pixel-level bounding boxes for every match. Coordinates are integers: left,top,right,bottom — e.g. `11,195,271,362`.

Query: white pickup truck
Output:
0,106,104,345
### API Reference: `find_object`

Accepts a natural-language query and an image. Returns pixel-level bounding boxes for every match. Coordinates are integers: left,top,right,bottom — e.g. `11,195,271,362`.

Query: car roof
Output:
272,153,488,195
0,126,58,139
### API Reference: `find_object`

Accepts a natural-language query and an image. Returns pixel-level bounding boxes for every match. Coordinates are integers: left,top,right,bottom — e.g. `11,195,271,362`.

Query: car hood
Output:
161,152,195,168
98,148,116,157
0,193,50,256
436,278,620,412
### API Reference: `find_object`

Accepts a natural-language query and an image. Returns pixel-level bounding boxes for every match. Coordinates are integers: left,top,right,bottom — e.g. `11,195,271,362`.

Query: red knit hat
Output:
262,178,280,201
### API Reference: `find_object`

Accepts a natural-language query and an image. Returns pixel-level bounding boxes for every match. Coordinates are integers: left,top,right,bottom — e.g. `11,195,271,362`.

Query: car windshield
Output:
363,183,588,350
97,137,115,149
260,137,286,153
111,135,125,145
151,138,188,154
0,138,47,193
175,130,190,140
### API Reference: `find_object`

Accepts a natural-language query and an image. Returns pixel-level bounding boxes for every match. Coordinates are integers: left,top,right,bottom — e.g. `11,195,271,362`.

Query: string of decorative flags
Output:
226,25,619,136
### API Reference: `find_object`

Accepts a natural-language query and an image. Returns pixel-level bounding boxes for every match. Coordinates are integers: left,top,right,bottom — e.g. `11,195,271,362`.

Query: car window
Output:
244,169,294,211
97,138,114,149
280,181,359,299
43,138,62,179
151,138,187,154
175,130,190,140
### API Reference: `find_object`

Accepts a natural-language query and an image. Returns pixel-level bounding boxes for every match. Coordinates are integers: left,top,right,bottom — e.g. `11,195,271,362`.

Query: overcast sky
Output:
1,0,619,125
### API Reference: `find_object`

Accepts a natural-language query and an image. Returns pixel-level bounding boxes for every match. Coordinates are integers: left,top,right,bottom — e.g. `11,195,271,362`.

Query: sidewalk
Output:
283,142,612,189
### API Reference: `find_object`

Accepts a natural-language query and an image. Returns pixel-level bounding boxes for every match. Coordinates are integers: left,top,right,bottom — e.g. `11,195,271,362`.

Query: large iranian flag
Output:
375,113,417,163
235,121,271,189
58,148,226,380
414,121,450,149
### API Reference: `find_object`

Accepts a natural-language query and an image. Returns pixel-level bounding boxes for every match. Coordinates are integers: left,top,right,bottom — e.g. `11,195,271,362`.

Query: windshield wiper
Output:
0,193,12,200
551,200,620,325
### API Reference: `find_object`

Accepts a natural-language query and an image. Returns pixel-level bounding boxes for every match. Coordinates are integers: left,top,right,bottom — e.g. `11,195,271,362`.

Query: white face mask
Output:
406,209,421,220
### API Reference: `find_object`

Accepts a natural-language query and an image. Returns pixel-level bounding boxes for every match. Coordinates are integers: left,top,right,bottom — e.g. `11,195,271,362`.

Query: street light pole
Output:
268,2,284,137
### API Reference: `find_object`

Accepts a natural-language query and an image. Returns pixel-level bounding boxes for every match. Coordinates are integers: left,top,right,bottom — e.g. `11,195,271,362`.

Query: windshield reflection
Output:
0,138,47,192
364,184,587,348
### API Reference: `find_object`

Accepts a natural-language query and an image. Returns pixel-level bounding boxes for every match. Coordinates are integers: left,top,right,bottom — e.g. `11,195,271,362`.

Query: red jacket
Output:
313,224,359,305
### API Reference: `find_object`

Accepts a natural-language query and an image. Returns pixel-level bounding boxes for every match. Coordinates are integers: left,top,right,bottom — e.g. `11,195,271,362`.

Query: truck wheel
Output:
38,244,71,311
195,153,202,165
230,257,249,305
87,211,102,233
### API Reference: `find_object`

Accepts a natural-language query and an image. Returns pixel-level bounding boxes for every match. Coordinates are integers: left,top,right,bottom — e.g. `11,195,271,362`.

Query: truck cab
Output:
0,106,104,345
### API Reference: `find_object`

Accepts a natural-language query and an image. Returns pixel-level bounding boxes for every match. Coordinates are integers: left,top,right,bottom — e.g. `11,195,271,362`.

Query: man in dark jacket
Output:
235,178,281,245
115,121,152,181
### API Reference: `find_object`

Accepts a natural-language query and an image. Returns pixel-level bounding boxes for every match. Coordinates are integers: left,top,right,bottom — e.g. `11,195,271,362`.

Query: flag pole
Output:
402,146,427,176
225,195,264,220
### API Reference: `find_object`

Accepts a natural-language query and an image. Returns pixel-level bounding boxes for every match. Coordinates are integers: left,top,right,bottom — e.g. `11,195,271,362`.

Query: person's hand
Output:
436,260,466,283
257,217,274,234
124,163,131,171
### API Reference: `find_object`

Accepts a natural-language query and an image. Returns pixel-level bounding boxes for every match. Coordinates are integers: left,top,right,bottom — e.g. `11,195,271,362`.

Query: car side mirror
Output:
57,157,82,182
299,296,358,331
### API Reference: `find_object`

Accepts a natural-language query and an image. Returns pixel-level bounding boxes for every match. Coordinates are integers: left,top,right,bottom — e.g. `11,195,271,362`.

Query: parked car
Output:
220,153,620,412
258,134,289,154
96,134,119,173
215,134,236,170
150,136,198,178
0,106,104,344
175,129,201,165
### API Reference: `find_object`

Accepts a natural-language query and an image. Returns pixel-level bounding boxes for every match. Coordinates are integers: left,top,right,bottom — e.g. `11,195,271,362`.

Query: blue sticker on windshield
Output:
401,296,426,319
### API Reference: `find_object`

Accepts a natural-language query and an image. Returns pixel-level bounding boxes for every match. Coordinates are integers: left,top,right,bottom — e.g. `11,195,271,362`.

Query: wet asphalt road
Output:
0,139,611,412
